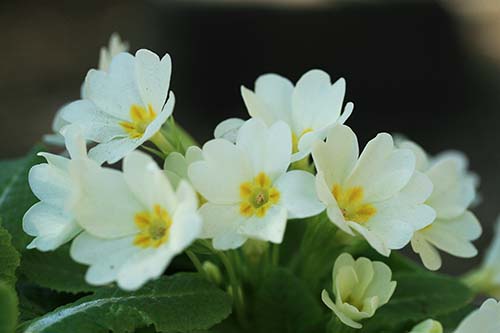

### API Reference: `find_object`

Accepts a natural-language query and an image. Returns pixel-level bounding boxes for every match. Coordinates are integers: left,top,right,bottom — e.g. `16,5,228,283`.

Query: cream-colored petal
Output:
189,139,252,204
135,49,171,114
411,232,442,271
274,170,324,219
239,205,288,244
214,118,245,143
321,290,362,329
455,299,500,333
236,119,292,181
312,124,358,188
198,203,247,250
346,133,415,203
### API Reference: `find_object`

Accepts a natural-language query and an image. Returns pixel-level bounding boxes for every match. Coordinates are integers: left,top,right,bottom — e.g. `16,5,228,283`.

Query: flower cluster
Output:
20,34,499,332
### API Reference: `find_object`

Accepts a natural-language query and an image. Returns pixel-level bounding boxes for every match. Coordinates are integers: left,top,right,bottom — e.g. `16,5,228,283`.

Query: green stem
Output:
150,131,175,155
186,250,205,278
217,251,249,330
271,243,280,266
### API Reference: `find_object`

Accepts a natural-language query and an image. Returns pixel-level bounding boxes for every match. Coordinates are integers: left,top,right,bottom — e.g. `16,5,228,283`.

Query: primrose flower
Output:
454,298,500,333
313,125,435,256
410,319,443,333
97,33,129,72
321,253,396,329
215,69,353,162
188,118,324,250
44,33,129,147
164,146,203,188
464,215,500,298
69,150,202,290
61,49,174,164
397,140,482,270
23,124,95,251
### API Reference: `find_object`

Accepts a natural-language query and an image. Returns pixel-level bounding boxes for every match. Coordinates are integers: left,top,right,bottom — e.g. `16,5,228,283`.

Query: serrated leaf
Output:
0,280,19,333
0,222,20,286
253,268,324,333
20,245,97,293
21,273,232,333
17,294,46,323
360,272,474,333
0,146,45,251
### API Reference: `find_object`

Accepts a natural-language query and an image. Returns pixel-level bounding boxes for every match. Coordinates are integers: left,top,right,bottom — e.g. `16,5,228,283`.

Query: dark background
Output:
1,0,499,272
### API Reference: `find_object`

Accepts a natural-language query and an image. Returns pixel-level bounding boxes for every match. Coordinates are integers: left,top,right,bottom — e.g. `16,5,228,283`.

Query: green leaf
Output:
360,272,474,333
0,280,19,333
0,222,20,286
20,245,97,293
253,268,324,333
17,294,45,323
0,146,45,251
21,273,232,333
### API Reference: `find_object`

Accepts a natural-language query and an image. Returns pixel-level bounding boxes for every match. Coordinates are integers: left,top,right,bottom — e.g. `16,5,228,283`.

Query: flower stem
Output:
271,243,280,266
217,251,249,330
186,250,206,279
150,131,174,155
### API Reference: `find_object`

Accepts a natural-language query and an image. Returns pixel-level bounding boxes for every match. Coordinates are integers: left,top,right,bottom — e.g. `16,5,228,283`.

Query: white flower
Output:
61,49,174,164
312,125,435,256
164,146,203,188
464,215,500,298
44,33,129,147
214,69,353,162
409,319,443,333
23,124,94,251
454,298,500,333
188,118,324,250
321,253,396,329
97,33,129,72
69,150,202,290
398,140,482,270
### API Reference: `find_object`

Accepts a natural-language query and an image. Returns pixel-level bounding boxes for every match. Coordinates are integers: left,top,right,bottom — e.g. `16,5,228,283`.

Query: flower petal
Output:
239,205,287,244
123,150,177,212
198,203,247,250
291,70,345,133
253,73,294,125
135,49,171,114
426,157,476,219
346,133,415,203
423,212,481,258
61,100,125,143
169,181,203,252
236,119,292,181
70,161,141,238
189,139,252,204
411,232,442,271
70,232,137,286
23,202,80,251
85,53,142,120
312,124,358,188
29,164,71,207
274,170,324,219
214,118,245,143
321,290,362,329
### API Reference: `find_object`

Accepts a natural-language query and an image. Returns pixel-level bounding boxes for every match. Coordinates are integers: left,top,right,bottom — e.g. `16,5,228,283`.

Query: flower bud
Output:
202,261,222,286
321,253,396,329
409,319,443,333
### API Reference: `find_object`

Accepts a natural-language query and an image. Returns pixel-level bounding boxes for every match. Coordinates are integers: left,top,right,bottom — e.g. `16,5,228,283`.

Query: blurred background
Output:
1,0,499,272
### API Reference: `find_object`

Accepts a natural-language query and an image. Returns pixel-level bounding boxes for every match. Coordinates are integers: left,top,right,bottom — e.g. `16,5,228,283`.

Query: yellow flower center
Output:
332,184,376,223
292,128,313,153
120,104,157,139
133,204,172,248
239,172,280,218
